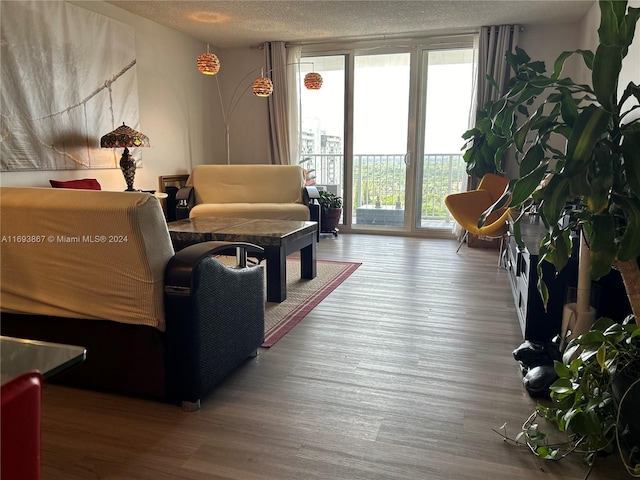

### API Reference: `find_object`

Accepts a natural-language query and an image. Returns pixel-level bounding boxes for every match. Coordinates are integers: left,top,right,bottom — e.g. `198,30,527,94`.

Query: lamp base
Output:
120,147,137,192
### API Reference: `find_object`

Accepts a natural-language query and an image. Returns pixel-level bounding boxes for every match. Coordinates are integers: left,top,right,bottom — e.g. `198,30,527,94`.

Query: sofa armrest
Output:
302,186,320,206
163,241,265,410
165,241,264,294
175,186,194,220
303,186,321,241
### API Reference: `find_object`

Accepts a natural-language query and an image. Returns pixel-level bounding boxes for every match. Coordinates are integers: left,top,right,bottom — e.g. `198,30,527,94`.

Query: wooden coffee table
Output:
168,217,317,302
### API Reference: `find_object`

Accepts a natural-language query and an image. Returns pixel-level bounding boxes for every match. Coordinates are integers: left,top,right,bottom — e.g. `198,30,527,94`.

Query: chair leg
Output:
456,231,468,253
498,234,507,268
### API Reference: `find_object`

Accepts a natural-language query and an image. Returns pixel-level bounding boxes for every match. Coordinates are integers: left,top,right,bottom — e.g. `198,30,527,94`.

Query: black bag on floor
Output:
513,341,562,398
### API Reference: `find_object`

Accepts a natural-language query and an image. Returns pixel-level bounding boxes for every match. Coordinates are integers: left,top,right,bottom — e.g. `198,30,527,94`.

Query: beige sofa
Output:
0,186,265,409
176,164,314,221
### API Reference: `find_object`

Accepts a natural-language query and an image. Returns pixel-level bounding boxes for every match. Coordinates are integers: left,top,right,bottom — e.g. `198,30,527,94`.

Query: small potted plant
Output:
498,316,640,475
318,190,343,235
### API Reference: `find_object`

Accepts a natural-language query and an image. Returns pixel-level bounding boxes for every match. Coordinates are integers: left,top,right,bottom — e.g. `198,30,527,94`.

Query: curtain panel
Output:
265,41,292,165
467,24,520,189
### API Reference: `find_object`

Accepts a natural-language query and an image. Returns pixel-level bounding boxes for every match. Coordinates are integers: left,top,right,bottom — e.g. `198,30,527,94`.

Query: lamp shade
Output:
197,52,220,75
100,123,149,191
304,72,323,90
100,123,149,149
252,76,274,97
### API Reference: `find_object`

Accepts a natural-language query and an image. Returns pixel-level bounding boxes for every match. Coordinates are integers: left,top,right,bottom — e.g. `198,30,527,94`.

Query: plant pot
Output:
321,208,342,233
612,364,640,463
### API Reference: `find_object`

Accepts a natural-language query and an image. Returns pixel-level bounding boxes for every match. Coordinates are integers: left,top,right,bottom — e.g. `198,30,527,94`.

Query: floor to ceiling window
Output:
297,36,476,236
299,56,345,199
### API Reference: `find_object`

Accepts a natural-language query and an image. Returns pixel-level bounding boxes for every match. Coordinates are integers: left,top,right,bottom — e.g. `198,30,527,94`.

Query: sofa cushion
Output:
0,187,174,330
187,165,304,205
190,203,310,221
49,178,102,190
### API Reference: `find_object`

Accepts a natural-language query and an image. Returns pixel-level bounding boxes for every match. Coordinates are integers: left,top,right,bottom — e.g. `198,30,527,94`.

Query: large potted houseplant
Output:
318,190,343,234
465,0,640,474
466,0,640,329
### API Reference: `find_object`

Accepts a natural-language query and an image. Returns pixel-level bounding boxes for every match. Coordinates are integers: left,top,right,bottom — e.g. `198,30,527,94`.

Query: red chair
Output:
1,371,43,480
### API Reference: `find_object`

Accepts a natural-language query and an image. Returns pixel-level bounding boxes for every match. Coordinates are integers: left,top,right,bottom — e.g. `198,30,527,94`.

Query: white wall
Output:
0,0,215,191
620,0,640,120
207,47,272,164
577,0,640,94
519,23,583,79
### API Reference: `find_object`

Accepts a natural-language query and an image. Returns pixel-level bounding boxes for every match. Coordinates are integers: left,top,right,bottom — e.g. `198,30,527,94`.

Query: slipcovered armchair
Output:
0,187,266,411
445,173,511,256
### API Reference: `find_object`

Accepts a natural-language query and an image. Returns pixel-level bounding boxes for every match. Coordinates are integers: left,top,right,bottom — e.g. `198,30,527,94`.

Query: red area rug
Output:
262,259,360,347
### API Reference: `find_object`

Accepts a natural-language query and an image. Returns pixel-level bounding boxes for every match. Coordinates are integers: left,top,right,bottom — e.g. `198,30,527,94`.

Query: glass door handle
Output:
404,151,411,166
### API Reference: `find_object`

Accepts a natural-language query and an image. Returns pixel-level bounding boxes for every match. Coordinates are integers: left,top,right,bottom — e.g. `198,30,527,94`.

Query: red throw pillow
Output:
49,178,101,190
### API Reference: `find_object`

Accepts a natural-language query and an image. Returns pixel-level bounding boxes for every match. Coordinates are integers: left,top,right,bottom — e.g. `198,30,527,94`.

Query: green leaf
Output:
612,194,640,261
486,74,500,92
541,176,571,229
619,82,640,120
564,105,611,176
552,49,594,79
593,317,617,332
554,360,571,378
589,215,616,280
621,7,640,57
577,330,606,347
596,344,607,372
587,147,613,213
621,130,640,197
598,0,620,46
550,377,574,394
563,344,580,365
520,144,545,177
510,164,548,207
541,227,572,273
593,44,623,111
559,88,579,128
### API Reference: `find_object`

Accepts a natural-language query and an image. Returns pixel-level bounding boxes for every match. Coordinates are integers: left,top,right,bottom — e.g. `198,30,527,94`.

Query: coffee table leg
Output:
301,236,317,280
265,246,286,303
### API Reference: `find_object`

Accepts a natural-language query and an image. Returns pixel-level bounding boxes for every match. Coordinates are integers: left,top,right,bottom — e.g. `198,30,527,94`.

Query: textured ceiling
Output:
107,1,594,48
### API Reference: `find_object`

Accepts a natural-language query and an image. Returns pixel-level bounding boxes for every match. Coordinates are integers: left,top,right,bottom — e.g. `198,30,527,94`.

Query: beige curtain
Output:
470,24,520,188
477,25,520,112
287,45,302,168
457,25,519,239
265,41,292,165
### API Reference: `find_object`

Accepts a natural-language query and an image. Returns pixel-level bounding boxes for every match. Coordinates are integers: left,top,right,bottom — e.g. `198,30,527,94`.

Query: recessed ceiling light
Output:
187,11,230,24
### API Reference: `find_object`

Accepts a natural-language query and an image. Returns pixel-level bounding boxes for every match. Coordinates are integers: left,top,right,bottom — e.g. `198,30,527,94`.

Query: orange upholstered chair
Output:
445,173,511,255
1,371,43,480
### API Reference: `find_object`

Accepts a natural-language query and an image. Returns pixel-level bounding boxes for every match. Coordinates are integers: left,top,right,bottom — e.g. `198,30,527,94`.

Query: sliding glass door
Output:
417,48,474,230
299,37,475,235
352,53,411,230
299,56,345,204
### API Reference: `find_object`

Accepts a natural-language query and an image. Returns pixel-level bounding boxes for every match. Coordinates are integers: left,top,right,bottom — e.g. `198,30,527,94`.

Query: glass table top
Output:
1,336,86,385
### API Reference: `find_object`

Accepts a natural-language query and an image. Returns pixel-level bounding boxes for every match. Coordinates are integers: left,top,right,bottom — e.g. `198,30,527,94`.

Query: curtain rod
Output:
254,25,525,50
283,29,481,48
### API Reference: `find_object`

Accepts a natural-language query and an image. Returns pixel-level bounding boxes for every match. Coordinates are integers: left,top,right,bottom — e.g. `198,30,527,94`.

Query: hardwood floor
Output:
40,234,629,479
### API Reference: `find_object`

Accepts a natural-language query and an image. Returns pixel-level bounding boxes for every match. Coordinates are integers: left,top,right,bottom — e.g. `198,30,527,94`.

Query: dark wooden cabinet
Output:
506,215,577,342
506,215,632,343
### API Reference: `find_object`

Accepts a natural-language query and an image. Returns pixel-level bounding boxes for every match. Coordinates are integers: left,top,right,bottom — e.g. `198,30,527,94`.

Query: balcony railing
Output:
300,153,467,226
